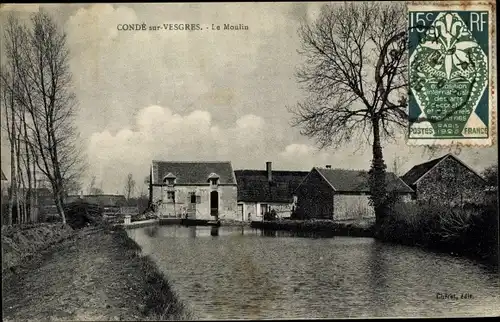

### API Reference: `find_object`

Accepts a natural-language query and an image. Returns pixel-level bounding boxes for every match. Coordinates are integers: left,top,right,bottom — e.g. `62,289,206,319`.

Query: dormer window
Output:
163,173,176,186
208,173,220,187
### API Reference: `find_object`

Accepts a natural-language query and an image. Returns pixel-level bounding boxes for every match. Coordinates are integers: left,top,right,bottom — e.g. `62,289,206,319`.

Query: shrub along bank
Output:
1,222,74,272
378,199,499,267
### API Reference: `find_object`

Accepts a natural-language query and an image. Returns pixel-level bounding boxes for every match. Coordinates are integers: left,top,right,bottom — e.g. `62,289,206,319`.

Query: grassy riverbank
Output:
2,224,191,321
2,223,74,272
251,219,374,237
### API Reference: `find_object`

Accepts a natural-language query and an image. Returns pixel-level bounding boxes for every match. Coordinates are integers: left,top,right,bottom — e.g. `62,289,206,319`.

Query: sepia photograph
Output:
1,1,498,320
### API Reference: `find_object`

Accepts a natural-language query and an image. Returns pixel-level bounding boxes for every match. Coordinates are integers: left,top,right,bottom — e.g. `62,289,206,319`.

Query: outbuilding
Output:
295,167,414,221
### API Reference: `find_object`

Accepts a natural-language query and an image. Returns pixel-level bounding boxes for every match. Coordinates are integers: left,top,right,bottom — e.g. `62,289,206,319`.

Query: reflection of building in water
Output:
188,226,197,238
210,226,219,236
145,225,159,238
261,229,277,237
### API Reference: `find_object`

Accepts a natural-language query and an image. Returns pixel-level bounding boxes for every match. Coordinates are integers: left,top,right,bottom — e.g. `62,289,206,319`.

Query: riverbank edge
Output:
108,226,192,320
2,224,191,321
250,220,374,237
374,228,500,269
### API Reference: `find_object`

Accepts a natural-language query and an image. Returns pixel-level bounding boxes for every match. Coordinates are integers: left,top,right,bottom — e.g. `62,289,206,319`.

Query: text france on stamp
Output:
407,1,496,146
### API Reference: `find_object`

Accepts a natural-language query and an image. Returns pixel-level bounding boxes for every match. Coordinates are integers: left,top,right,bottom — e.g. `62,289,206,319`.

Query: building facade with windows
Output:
149,161,238,220
234,162,308,221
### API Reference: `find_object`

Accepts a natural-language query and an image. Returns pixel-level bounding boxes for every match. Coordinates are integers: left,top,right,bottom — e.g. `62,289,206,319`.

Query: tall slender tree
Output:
290,2,408,226
2,11,85,224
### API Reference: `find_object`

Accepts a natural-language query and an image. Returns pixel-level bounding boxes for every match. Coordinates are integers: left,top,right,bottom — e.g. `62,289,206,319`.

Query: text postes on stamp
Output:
407,1,496,146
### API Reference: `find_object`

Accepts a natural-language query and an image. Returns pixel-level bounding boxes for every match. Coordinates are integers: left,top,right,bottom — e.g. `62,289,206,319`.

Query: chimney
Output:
266,161,272,182
326,165,332,169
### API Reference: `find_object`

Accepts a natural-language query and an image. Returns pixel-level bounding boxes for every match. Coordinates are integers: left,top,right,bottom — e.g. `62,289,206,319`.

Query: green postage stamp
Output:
407,1,496,146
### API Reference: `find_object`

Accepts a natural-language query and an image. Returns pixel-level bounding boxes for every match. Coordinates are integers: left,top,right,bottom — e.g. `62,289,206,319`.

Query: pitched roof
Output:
313,168,414,193
153,161,236,185
400,153,485,186
400,154,448,186
235,170,309,203
1,169,7,181
66,194,127,207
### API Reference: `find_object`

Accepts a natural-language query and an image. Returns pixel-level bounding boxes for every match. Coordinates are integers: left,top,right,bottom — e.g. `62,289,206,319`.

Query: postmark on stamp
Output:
407,1,496,146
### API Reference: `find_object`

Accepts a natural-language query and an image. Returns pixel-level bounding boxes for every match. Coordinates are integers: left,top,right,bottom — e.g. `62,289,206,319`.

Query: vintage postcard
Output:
1,2,498,321
407,1,496,146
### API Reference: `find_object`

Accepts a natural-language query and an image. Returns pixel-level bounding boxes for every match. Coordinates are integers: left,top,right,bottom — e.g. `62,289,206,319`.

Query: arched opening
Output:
210,191,219,218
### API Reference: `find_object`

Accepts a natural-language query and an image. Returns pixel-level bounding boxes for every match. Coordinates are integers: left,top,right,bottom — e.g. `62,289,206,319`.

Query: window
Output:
261,204,268,216
196,195,201,204
191,194,196,204
163,173,176,186
163,178,175,185
167,191,175,202
208,173,220,187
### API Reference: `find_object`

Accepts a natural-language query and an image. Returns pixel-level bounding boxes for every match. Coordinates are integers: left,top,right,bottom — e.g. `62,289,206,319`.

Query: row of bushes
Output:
251,219,374,237
378,199,499,265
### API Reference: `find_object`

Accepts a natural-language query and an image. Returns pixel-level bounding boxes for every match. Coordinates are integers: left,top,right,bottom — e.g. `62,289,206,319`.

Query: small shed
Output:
400,153,489,206
295,167,414,221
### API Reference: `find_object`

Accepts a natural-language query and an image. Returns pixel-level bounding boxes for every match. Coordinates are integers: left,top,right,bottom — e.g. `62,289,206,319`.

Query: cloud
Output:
1,3,496,191
87,105,285,193
86,101,498,194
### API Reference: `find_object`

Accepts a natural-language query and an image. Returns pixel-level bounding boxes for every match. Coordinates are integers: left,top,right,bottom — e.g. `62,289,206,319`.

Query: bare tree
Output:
289,2,408,226
87,175,103,195
2,11,84,224
124,173,136,201
1,15,26,225
390,155,409,177
1,67,17,225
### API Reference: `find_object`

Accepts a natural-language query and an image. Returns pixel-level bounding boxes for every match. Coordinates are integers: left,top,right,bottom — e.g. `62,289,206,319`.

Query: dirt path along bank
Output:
2,226,190,321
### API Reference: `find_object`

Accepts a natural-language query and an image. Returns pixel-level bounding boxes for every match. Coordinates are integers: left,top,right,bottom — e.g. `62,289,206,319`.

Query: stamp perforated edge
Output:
405,0,497,147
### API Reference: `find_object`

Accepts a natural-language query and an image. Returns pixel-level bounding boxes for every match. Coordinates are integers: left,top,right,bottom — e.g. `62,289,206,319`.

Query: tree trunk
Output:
370,117,387,227
15,123,23,224
31,161,38,222
23,113,34,223
7,87,15,226
52,182,67,225
149,171,153,208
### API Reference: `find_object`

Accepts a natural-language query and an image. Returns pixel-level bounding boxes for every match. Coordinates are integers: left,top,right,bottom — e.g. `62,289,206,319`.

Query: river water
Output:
127,225,500,320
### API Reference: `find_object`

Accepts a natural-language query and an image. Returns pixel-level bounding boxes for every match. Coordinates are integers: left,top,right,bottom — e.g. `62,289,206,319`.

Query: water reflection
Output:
367,241,389,316
145,225,159,238
261,229,277,237
210,226,219,236
128,225,500,319
188,226,197,238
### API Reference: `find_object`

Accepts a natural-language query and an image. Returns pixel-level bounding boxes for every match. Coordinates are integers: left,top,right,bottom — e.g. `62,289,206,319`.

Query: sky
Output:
0,3,497,195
